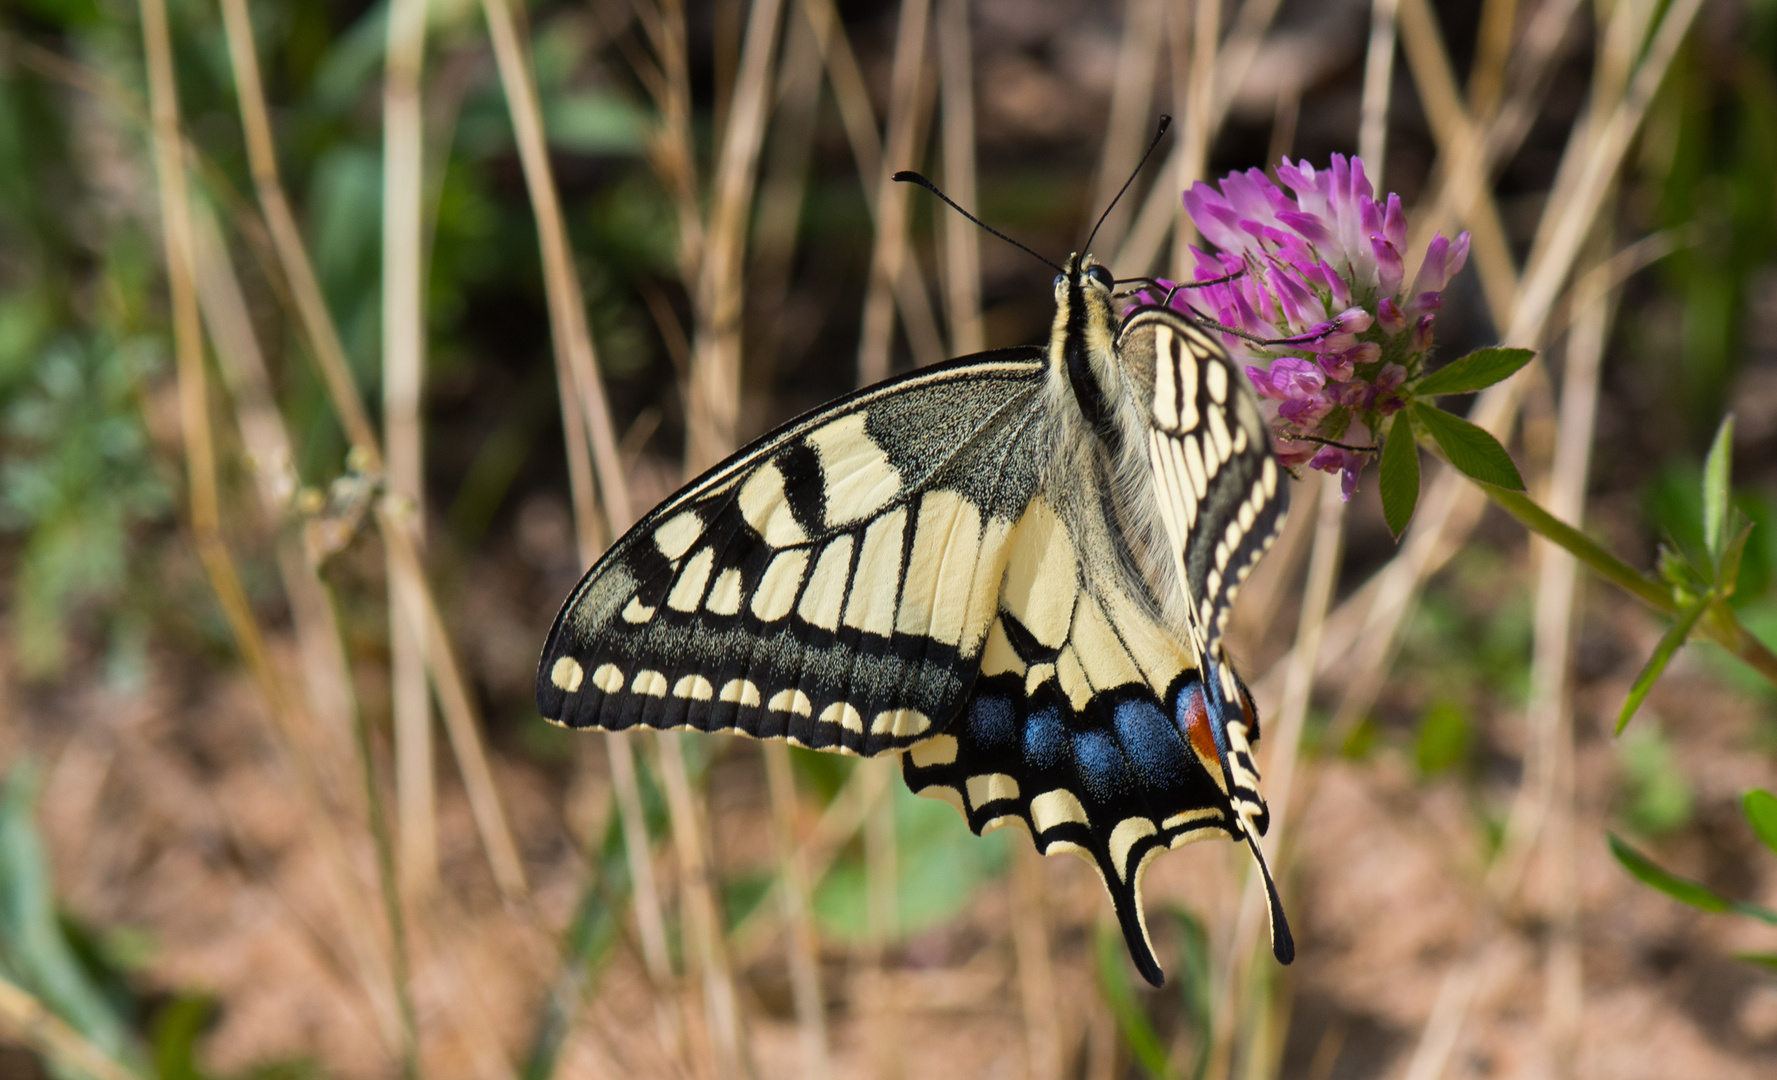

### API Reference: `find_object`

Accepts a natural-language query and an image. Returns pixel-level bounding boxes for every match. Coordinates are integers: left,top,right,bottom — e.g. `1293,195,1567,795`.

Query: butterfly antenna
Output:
1083,114,1172,254
893,171,1064,273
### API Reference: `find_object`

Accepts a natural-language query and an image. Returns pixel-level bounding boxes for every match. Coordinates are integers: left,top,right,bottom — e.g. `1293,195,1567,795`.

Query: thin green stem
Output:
1482,484,1671,609
1480,483,1777,691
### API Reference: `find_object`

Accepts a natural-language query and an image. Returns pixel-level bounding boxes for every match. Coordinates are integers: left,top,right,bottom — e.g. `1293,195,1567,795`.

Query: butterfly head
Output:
1051,253,1128,444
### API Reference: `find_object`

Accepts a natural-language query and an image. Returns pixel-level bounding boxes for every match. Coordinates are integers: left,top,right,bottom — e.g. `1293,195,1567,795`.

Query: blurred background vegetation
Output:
1,0,1775,1077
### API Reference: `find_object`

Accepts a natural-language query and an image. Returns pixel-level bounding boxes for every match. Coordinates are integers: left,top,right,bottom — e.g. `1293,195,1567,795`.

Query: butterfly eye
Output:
1086,264,1115,289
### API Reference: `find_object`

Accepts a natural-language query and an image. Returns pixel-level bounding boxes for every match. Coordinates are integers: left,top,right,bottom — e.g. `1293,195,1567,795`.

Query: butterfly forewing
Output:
537,348,1048,755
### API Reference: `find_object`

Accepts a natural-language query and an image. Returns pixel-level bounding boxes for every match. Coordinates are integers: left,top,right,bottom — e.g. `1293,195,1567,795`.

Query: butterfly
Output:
534,234,1293,985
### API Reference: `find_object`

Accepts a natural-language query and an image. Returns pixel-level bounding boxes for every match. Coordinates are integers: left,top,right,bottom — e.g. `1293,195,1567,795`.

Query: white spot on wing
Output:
1000,499,1077,649
807,414,902,528
819,701,864,732
654,511,703,559
980,619,1025,677
592,664,624,693
1030,789,1088,833
915,783,967,819
672,675,714,700
1169,326,1200,431
705,567,744,615
797,535,854,631
1183,433,1209,501
622,596,656,624
896,491,987,646
870,708,930,737
752,549,809,621
842,506,908,637
667,548,716,611
909,734,957,767
768,689,813,716
719,679,762,707
1108,817,1158,881
1162,807,1220,830
550,657,584,692
738,462,808,546
1205,358,1228,403
965,773,1020,809
1152,324,1180,428
1207,402,1233,464
631,670,669,697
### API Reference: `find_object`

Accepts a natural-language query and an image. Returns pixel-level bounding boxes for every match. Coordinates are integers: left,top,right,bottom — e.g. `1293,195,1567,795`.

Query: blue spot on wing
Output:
1072,728,1131,803
966,692,1018,753
1023,703,1067,771
1113,698,1187,792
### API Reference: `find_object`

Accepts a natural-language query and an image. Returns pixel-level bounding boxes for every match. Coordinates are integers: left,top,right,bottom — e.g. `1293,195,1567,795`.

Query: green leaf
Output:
1744,790,1777,857
1414,701,1472,775
1093,922,1170,1079
1413,404,1525,490
1414,347,1535,396
1717,518,1755,596
1379,410,1420,538
1736,952,1777,972
1608,833,1730,913
1703,414,1735,559
1616,594,1712,734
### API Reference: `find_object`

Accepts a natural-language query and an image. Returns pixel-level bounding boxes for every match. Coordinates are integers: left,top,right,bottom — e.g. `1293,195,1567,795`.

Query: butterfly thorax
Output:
1043,253,1200,645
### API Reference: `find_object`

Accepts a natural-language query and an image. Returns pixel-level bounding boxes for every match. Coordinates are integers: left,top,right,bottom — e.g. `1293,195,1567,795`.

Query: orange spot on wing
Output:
1181,685,1222,766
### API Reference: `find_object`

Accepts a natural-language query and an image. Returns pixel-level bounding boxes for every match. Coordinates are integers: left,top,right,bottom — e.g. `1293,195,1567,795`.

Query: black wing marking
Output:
535,347,1048,757
1120,306,1289,672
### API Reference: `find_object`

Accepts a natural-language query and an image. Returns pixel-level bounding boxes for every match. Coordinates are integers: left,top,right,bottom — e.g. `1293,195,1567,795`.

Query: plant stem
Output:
1480,483,1777,689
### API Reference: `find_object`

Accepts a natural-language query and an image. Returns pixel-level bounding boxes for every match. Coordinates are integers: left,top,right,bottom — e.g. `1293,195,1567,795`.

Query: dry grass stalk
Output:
857,0,937,386
727,758,878,965
654,733,750,1079
1527,247,1613,1075
191,205,361,820
1089,0,1165,257
1396,0,1519,325
479,0,631,535
796,0,946,363
1467,0,1519,117
1171,0,1222,276
196,205,510,1077
142,0,414,1057
763,743,834,1080
0,974,144,1080
861,758,902,1079
935,0,983,356
1408,0,1582,272
1213,475,1344,1076
379,515,532,902
384,0,439,899
1358,0,1401,171
1010,841,1063,1080
686,0,788,471
746,9,823,377
215,0,379,461
218,0,531,910
1114,0,1287,277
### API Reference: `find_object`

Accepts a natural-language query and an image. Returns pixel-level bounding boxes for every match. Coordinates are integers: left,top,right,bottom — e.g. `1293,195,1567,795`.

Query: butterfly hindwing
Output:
1120,306,1288,666
536,348,1048,756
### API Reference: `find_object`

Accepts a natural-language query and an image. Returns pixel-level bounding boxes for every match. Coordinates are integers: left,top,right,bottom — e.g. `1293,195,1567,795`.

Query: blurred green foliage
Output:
813,777,1010,942
1413,700,1473,776
1616,726,1695,834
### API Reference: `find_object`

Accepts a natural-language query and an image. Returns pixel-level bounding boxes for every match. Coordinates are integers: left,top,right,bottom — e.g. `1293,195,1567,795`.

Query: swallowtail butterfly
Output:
536,247,1292,985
